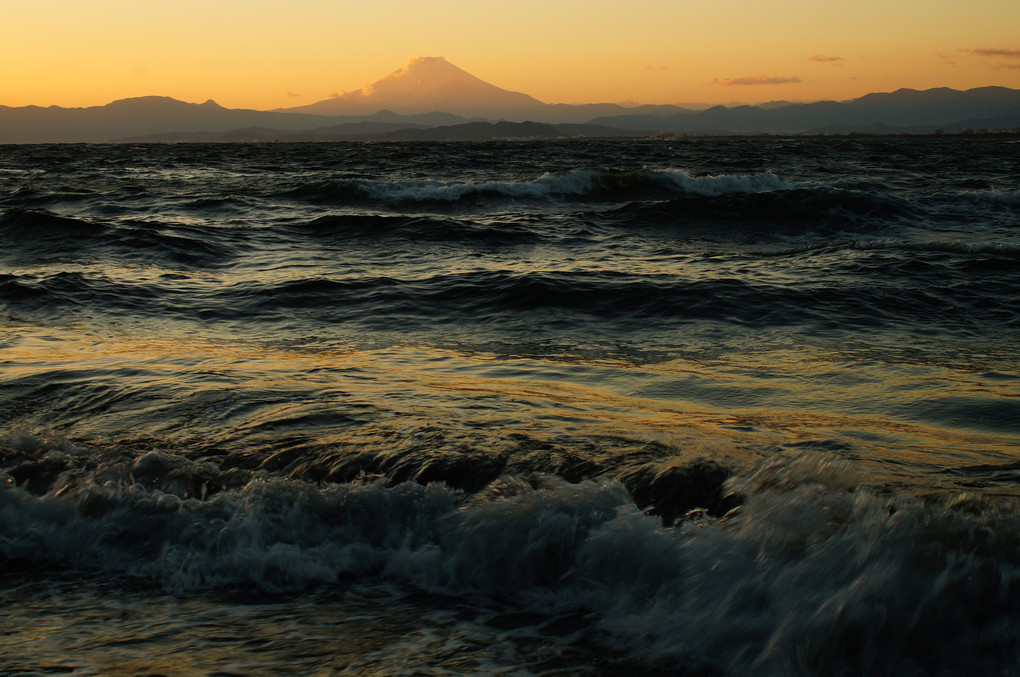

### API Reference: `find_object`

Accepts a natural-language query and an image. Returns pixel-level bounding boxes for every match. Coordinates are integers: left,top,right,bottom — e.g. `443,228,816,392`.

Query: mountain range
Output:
2,57,1018,143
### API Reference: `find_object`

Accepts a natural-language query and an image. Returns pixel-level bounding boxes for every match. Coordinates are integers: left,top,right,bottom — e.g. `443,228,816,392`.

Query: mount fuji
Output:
283,56,548,118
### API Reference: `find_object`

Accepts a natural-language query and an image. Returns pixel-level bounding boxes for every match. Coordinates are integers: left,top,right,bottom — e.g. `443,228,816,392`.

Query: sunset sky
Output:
4,0,1019,110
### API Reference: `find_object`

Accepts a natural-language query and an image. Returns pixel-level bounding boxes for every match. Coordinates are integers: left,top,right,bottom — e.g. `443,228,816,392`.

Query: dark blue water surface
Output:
2,138,1019,675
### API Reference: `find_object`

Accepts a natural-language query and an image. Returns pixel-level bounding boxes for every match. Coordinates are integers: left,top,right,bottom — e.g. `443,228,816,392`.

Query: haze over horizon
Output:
3,0,1018,111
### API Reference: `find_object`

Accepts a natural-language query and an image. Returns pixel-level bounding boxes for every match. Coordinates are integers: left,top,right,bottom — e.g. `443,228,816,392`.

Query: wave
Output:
0,208,108,239
275,169,794,207
3,433,1019,675
0,187,100,210
963,188,1020,208
292,213,546,245
7,262,1016,336
861,239,1020,257
0,271,193,322
605,186,924,239
0,209,240,267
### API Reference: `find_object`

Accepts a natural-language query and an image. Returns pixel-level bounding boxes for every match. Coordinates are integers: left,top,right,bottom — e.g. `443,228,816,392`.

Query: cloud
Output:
809,54,844,63
960,48,1020,69
711,75,801,86
964,48,1020,58
286,89,301,98
938,51,959,67
330,91,342,98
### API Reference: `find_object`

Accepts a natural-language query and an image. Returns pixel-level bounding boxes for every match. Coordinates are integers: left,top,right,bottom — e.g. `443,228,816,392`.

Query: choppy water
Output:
2,138,1019,676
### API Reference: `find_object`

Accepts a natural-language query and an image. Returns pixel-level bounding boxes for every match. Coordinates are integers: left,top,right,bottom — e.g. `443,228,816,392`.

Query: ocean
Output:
1,138,1018,676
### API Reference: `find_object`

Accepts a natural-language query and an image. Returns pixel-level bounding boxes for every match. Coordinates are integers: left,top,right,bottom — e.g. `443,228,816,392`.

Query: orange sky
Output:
3,0,1018,110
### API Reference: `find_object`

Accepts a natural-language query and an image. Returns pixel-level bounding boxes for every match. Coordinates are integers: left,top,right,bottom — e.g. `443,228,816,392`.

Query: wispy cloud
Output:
711,75,801,86
960,48,1020,69
938,51,959,68
809,54,844,63
286,89,301,98
964,48,1020,58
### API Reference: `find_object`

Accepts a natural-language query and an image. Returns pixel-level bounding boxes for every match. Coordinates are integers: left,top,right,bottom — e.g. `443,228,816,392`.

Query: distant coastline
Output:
83,129,1020,145
654,129,1020,141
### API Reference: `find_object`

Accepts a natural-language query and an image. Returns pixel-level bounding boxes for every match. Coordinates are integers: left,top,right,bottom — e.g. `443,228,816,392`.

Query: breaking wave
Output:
3,433,1019,676
277,169,795,206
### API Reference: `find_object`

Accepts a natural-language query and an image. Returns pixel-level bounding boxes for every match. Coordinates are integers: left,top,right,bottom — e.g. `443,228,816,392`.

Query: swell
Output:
290,213,547,246
0,208,108,239
604,186,924,239
274,169,794,207
0,209,242,267
2,169,1003,257
269,169,943,243
5,255,1018,334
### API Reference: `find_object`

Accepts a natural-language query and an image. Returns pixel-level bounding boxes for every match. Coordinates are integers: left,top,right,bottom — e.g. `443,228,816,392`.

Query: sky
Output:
3,0,1019,110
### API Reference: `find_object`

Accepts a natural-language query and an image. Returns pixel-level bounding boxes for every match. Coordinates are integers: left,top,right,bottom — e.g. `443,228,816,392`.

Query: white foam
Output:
659,169,794,196
3,442,1019,675
352,169,793,203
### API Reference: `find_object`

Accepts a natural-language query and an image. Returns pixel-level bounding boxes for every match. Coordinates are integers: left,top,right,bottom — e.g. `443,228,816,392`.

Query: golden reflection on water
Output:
0,582,431,677
4,323,1018,494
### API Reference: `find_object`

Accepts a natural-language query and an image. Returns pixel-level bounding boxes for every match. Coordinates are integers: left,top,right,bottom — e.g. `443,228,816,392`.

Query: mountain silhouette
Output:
589,86,1020,134
0,97,351,143
1,58,1019,142
283,56,546,118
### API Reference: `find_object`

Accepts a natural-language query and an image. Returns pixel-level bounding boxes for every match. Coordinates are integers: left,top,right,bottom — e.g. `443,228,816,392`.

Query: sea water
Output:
1,138,1019,675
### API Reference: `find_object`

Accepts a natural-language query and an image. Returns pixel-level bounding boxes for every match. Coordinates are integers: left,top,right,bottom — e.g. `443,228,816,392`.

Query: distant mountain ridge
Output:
1,58,1018,142
0,97,349,143
589,86,1020,134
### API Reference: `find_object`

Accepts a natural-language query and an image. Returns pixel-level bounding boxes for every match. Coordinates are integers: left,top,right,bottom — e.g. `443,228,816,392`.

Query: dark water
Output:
1,138,1019,676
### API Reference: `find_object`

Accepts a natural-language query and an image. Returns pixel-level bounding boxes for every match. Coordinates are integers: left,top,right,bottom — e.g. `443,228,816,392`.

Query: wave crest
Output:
278,169,794,206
